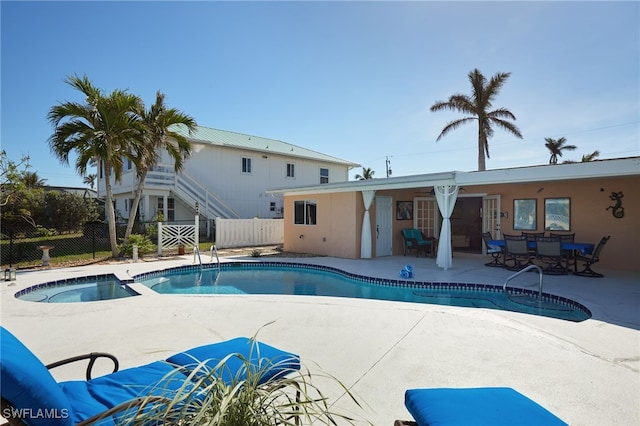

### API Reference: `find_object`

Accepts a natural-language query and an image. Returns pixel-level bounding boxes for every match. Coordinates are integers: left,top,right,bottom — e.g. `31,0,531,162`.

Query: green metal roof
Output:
171,124,360,167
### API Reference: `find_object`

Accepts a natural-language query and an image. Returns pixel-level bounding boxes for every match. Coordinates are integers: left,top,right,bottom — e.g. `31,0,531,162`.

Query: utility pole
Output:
385,156,392,178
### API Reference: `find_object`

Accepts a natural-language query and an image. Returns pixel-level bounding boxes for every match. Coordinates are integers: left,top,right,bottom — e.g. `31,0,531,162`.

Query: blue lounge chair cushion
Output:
405,387,568,426
60,361,194,425
166,337,300,385
0,327,74,426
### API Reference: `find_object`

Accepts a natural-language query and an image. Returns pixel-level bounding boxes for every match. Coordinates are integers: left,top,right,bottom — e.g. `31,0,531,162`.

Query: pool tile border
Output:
132,261,592,320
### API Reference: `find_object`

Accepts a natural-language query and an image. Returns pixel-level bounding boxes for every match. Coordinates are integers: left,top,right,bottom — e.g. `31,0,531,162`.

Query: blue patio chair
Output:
395,387,568,426
481,232,503,267
401,229,437,257
0,326,300,426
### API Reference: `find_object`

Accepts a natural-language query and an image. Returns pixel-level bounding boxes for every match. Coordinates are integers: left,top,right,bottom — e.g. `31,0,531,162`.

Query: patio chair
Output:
401,229,437,257
522,231,545,255
0,326,300,426
535,236,569,275
481,232,504,267
504,234,534,271
574,235,610,277
394,387,568,426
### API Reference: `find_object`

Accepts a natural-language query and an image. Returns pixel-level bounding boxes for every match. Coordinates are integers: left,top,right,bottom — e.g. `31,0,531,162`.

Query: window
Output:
270,202,276,212
242,157,252,174
286,163,295,178
126,158,132,170
320,168,329,184
294,200,317,225
167,198,175,222
157,197,175,221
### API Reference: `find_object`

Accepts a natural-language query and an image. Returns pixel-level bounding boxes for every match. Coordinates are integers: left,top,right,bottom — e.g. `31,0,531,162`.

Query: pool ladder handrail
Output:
193,246,203,267
503,264,544,299
210,245,220,268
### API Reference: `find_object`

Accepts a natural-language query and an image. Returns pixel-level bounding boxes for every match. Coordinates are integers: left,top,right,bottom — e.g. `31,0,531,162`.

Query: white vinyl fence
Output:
215,218,284,248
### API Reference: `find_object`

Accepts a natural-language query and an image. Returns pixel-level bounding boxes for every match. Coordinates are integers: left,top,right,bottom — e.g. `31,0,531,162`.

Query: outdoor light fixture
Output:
4,268,16,282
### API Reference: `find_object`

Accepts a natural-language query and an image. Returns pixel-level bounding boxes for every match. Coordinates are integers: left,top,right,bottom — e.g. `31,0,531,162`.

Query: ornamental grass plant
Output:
116,337,371,426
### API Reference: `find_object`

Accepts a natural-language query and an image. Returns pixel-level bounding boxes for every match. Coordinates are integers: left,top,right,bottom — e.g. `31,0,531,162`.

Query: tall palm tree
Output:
48,74,144,257
354,167,375,180
119,92,197,254
430,69,523,171
83,173,97,189
581,150,600,162
544,137,577,164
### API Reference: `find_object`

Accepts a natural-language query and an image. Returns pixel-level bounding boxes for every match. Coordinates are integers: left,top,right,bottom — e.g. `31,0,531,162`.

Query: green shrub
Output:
119,234,156,258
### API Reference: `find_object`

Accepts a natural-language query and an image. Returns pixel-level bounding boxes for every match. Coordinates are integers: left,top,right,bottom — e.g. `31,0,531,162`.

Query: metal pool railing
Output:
503,264,544,299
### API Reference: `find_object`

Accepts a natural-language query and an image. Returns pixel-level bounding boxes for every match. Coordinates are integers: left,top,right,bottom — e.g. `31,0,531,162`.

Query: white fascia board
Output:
455,157,640,186
267,172,456,196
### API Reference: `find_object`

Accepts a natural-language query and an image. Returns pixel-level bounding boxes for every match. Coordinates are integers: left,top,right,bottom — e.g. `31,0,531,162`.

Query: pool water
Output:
16,275,138,303
136,263,591,322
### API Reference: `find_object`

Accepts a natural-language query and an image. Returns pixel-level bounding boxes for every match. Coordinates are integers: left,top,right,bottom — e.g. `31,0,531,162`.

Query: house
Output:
97,125,360,224
267,157,640,272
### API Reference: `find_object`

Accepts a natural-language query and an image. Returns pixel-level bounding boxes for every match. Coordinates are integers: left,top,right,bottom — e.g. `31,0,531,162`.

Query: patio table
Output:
488,240,595,273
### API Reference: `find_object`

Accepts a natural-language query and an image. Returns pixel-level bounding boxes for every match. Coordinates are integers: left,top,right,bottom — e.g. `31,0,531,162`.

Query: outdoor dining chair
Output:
504,234,534,271
535,236,569,275
481,232,503,267
574,236,610,277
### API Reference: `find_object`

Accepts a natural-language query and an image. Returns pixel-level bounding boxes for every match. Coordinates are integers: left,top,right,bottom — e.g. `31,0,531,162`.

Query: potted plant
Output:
178,244,186,255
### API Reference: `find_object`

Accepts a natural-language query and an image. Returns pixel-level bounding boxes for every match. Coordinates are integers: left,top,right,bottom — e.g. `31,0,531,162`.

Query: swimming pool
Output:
15,274,138,303
135,262,591,322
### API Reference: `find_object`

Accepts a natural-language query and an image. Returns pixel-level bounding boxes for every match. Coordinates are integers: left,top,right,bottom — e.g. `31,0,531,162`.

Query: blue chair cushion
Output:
166,337,300,385
405,387,568,426
0,327,74,426
60,361,194,425
402,229,432,246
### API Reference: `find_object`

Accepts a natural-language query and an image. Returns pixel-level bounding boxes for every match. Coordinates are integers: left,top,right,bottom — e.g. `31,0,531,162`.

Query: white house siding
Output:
184,143,350,219
98,127,357,222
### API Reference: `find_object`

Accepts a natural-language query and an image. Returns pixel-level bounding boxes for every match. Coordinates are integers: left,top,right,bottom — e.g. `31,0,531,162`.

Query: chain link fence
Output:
1,219,215,269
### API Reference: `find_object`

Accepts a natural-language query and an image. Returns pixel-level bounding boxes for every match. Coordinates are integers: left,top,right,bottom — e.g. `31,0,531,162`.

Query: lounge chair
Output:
401,229,437,257
574,235,610,277
394,387,568,426
0,326,300,426
481,232,503,267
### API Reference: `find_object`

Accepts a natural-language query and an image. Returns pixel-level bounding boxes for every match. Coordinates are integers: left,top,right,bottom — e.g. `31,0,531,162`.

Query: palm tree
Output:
430,69,523,171
83,173,96,189
48,74,144,257
119,91,197,255
21,171,46,188
581,150,600,162
354,167,375,180
544,137,577,164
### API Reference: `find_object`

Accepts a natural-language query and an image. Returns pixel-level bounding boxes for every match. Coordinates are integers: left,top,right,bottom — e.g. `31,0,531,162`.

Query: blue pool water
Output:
136,262,591,322
16,275,138,303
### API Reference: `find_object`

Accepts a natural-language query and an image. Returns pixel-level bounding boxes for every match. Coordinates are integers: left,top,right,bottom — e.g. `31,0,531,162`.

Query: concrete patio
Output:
1,252,638,425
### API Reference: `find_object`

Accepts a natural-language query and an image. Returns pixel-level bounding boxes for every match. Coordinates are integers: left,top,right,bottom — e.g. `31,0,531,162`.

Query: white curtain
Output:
360,190,376,258
435,184,459,270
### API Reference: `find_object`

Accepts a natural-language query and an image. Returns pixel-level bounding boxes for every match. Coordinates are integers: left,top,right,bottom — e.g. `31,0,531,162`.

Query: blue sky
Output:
2,1,638,187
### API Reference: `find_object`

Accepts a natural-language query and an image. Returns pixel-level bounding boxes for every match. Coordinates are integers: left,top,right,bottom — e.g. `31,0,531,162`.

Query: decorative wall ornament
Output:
606,191,624,219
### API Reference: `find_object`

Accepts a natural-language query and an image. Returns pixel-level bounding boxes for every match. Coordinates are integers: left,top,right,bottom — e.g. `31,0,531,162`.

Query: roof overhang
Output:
267,157,640,197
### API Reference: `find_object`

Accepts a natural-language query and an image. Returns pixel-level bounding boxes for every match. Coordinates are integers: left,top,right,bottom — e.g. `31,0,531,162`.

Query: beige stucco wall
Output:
283,192,361,258
282,175,639,271
471,176,639,271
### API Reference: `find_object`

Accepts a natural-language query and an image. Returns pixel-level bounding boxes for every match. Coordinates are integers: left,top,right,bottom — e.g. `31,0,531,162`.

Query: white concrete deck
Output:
1,253,639,425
